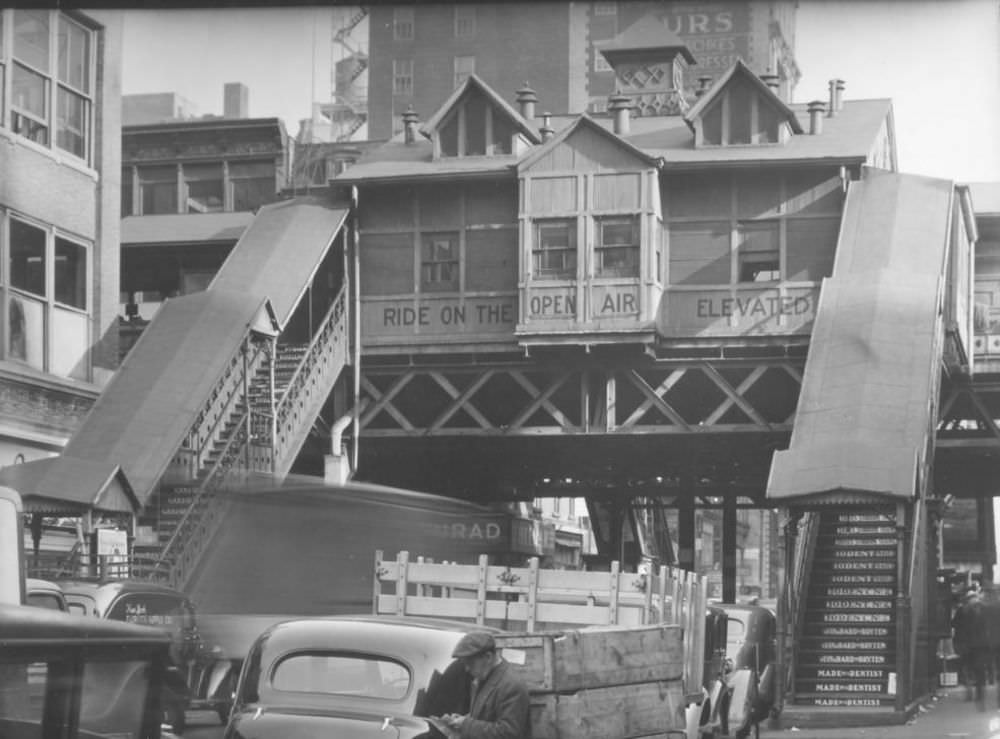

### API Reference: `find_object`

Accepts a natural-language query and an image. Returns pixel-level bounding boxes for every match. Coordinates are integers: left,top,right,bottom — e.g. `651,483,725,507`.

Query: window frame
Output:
2,209,92,379
736,219,781,283
2,9,96,164
392,7,414,41
420,232,460,293
532,218,578,279
594,214,641,278
392,58,414,96
454,6,476,37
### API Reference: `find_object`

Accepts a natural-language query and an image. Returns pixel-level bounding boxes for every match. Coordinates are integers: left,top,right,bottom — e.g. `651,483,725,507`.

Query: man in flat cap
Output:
435,631,530,738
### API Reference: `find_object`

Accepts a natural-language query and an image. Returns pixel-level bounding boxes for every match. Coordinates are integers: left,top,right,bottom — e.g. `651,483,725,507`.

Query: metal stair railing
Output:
155,412,252,589
777,510,820,709
271,286,350,478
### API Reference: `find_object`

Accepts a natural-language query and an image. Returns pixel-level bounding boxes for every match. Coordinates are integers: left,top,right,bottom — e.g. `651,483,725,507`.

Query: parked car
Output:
224,615,503,739
58,578,236,732
718,603,778,739
0,601,172,739
25,577,68,611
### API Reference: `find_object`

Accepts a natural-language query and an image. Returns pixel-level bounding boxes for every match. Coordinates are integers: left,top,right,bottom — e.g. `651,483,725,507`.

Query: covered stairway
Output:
767,168,974,726
3,197,352,589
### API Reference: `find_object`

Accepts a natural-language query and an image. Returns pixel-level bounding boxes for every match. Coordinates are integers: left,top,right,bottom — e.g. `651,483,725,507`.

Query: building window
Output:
4,213,90,379
454,6,476,37
594,2,618,15
393,7,414,40
737,221,780,282
421,233,459,292
393,59,413,96
533,219,577,278
183,163,224,213
595,215,640,277
230,161,276,211
3,10,95,162
137,165,178,215
454,55,475,89
121,167,133,216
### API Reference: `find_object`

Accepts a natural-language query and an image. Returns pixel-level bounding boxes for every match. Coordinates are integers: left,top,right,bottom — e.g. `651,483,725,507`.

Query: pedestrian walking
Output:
952,586,990,711
430,632,531,739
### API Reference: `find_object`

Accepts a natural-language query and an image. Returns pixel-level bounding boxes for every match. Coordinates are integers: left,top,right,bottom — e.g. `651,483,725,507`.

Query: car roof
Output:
57,579,191,615
0,602,171,645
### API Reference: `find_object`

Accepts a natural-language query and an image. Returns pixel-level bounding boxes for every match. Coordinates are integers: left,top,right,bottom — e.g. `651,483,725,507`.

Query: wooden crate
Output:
495,624,683,693
529,680,686,739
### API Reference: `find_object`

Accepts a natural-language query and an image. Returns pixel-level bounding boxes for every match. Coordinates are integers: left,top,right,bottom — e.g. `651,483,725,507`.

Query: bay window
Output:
4,213,90,380
2,9,95,163
533,219,577,278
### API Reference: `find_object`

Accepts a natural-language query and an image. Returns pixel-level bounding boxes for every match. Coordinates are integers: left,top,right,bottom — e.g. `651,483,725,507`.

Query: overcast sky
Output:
121,0,1000,183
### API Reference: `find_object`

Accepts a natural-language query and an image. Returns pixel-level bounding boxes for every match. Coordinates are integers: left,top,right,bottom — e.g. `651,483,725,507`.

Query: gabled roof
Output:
597,13,696,65
684,59,804,135
210,197,349,328
517,114,661,172
0,457,138,514
419,73,540,144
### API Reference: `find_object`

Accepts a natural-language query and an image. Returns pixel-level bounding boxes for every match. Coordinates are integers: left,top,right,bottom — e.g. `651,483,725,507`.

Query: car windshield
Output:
272,652,410,700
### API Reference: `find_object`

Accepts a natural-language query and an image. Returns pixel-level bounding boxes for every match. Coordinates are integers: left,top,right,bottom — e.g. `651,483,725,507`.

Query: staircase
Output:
793,509,899,713
130,288,351,588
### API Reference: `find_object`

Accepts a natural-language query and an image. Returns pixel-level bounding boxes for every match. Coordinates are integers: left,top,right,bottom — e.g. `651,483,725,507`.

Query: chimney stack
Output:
224,82,249,119
516,83,538,121
695,76,713,99
402,105,419,144
760,73,780,96
608,92,632,135
540,112,554,142
807,100,825,135
827,79,844,117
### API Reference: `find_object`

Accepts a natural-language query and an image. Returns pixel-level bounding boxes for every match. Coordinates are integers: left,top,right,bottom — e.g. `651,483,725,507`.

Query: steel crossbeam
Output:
356,359,802,437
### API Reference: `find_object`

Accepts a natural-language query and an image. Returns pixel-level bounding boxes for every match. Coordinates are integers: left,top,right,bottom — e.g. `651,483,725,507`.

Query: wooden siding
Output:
523,125,652,174
660,167,844,338
359,180,519,351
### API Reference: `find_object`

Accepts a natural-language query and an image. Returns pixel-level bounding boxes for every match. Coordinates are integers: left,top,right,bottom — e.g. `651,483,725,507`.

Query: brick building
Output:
0,8,123,467
367,1,798,138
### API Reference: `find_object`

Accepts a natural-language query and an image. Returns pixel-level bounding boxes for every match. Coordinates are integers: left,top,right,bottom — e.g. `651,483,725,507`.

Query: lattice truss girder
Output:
357,360,804,437
937,379,1000,447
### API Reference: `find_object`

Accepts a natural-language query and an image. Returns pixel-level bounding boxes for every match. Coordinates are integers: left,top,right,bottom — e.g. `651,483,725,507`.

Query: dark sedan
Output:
223,615,497,739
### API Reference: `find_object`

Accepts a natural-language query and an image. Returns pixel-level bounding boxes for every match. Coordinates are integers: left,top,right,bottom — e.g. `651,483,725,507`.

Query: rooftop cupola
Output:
595,13,696,117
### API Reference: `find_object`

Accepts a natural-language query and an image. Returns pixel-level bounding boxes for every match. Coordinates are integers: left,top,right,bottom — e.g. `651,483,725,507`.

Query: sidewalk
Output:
761,687,1000,739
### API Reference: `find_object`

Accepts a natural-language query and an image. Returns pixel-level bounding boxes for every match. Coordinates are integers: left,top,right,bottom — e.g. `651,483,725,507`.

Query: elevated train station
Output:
4,16,997,728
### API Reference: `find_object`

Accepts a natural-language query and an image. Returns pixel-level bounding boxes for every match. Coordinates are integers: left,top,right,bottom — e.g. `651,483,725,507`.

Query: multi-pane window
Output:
3,10,94,162
393,59,413,96
421,234,459,292
737,221,780,282
454,56,475,90
595,215,640,277
533,219,577,278
230,161,276,211
183,163,224,213
454,6,476,37
125,160,276,216
138,165,178,215
4,213,90,379
594,2,618,15
392,7,414,40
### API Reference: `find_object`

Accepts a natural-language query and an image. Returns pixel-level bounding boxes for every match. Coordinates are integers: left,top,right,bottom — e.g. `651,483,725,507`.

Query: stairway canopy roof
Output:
209,197,349,328
62,289,277,507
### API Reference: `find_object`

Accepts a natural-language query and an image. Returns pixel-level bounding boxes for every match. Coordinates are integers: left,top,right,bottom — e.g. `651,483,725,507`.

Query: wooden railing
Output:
272,286,350,478
374,549,708,696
